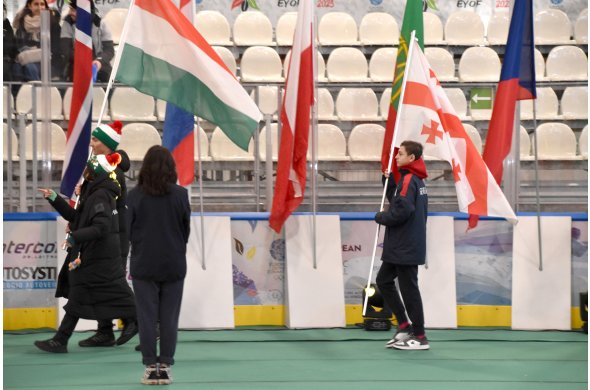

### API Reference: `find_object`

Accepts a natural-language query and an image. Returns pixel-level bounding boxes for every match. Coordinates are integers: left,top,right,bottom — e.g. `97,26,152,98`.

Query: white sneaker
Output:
391,335,430,350
385,326,412,348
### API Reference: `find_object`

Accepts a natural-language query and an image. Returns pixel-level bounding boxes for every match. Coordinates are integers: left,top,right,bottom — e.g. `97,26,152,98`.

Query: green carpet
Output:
4,328,588,389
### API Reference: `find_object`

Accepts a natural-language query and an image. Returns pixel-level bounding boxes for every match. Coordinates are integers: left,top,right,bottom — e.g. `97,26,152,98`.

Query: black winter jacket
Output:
375,159,428,266
115,149,130,264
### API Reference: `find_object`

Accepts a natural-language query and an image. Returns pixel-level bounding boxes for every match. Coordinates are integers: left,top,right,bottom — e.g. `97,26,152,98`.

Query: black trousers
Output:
376,262,425,336
132,278,184,366
54,312,79,344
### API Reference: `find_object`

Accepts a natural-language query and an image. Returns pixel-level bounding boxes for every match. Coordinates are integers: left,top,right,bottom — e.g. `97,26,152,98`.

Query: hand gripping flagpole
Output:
362,31,418,316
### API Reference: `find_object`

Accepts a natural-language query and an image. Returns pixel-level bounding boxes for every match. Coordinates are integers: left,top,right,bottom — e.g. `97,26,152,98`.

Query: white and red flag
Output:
269,0,315,233
396,42,517,224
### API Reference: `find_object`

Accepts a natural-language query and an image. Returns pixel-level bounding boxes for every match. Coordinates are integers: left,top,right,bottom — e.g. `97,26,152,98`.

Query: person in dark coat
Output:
375,140,430,351
76,120,138,348
127,145,191,385
34,153,136,353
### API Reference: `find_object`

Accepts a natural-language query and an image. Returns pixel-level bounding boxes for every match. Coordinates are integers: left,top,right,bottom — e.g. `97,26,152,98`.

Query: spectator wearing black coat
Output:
127,145,191,385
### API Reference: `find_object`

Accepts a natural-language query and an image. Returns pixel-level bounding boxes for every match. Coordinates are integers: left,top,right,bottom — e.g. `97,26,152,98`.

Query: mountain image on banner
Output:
397,41,517,224
115,0,261,151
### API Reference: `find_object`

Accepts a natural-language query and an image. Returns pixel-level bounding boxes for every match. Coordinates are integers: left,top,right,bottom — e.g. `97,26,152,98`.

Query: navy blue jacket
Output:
375,159,428,265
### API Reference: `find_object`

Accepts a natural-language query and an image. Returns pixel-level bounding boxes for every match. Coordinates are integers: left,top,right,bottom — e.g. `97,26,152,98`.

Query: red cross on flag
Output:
395,42,517,224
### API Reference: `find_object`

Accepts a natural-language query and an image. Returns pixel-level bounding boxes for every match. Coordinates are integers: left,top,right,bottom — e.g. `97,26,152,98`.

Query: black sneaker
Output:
385,326,412,348
141,365,158,385
391,334,430,350
158,364,173,385
116,321,138,346
78,332,116,347
34,338,67,353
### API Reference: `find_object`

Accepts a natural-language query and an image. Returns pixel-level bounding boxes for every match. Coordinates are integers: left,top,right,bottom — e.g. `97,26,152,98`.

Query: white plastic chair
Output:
380,88,392,120
487,9,510,45
574,9,588,44
545,46,588,81
63,87,111,121
520,126,531,159
359,12,399,45
250,86,280,117
3,123,18,161
156,100,167,122
233,11,273,46
462,123,482,155
276,12,297,46
348,124,385,161
534,9,572,44
318,88,336,120
118,123,161,161
369,48,397,82
444,10,485,45
213,46,237,76
23,122,66,160
318,12,359,45
210,127,254,161
258,123,278,161
194,10,232,45
240,46,283,82
533,122,578,159
335,88,380,121
444,88,468,120
579,125,588,158
16,83,63,120
193,126,211,162
110,88,156,121
458,47,501,82
424,12,444,44
561,87,588,119
520,87,559,120
308,124,348,161
103,8,127,45
284,50,327,81
425,47,456,81
534,48,546,81
326,47,368,82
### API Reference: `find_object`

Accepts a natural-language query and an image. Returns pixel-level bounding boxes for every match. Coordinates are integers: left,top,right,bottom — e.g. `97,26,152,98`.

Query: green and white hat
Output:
91,121,123,151
87,153,122,175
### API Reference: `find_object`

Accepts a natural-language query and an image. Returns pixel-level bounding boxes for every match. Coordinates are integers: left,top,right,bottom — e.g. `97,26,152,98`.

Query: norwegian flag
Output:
60,0,92,198
396,41,517,224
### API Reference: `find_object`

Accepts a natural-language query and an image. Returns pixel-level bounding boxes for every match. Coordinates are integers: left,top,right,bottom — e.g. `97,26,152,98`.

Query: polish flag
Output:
269,0,315,233
396,41,517,224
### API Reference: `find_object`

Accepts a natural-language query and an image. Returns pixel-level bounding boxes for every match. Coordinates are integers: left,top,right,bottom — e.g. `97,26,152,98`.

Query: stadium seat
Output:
458,47,501,82
3,123,18,161
118,123,161,161
574,9,588,44
15,83,63,120
233,11,273,46
318,12,359,45
210,127,254,161
533,122,578,159
348,123,385,161
335,88,380,121
534,9,572,44
284,50,327,81
258,123,278,161
276,12,297,46
308,124,348,161
156,99,167,122
213,46,237,76
3,86,14,119
545,46,588,81
579,125,588,158
318,88,336,120
520,126,531,159
194,10,232,45
462,123,482,154
444,88,469,120
23,122,66,160
193,126,212,162
379,88,392,119
424,12,444,44
110,87,156,121
240,46,283,82
486,9,510,45
250,86,280,117
444,10,485,45
63,87,111,121
425,47,457,81
520,87,559,120
326,47,368,82
359,12,399,45
103,8,127,45
534,48,546,81
369,48,397,82
561,87,588,119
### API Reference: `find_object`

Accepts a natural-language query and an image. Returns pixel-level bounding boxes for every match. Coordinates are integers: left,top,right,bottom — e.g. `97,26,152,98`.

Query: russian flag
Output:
60,0,93,198
470,0,535,228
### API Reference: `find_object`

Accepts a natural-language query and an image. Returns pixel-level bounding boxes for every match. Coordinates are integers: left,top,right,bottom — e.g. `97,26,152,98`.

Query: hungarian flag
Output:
269,0,314,233
470,0,535,228
163,0,195,186
116,0,261,151
381,0,424,181
60,0,92,198
397,42,517,224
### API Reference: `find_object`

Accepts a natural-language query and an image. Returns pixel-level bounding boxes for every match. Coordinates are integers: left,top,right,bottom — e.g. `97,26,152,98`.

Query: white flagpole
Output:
363,30,418,316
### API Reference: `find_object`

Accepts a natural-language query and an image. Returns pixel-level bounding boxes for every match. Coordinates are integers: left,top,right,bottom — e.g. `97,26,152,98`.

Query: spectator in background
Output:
60,0,114,82
12,0,61,81
4,0,22,83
